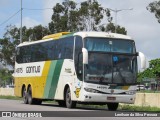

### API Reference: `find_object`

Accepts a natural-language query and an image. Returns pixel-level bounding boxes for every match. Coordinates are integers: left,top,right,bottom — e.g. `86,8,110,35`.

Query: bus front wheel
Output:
107,103,119,111
65,88,76,108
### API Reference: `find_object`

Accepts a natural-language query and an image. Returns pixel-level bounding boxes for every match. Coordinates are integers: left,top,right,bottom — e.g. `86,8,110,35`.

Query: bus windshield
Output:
85,37,136,54
84,37,137,85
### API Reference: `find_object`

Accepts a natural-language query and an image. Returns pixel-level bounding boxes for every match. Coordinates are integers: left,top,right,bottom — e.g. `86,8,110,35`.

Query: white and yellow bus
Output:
14,32,146,110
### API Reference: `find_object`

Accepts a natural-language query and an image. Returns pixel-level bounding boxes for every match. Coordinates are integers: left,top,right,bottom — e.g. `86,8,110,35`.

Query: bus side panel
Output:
32,61,51,98
53,59,75,100
42,59,80,100
14,61,51,99
53,59,83,101
43,60,64,99
14,77,22,97
14,59,81,100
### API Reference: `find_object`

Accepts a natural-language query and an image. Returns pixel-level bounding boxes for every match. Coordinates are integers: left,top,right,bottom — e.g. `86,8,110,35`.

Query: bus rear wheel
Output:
65,88,76,108
28,87,34,104
22,87,28,104
27,87,42,105
107,103,119,111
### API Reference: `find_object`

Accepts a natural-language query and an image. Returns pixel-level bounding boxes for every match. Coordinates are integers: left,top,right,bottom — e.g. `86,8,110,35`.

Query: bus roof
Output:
42,32,72,40
17,31,133,47
74,31,132,40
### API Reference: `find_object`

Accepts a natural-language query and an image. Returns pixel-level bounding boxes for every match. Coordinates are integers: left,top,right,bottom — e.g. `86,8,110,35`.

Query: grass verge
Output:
137,90,160,93
77,104,160,112
119,104,160,112
0,95,22,100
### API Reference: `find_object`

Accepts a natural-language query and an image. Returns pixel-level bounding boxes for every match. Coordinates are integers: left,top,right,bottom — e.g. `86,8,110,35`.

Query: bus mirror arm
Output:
138,52,146,69
136,52,139,56
82,48,88,64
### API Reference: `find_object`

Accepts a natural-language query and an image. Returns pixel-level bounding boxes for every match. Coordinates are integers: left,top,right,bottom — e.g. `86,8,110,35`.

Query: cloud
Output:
0,0,11,8
16,17,41,28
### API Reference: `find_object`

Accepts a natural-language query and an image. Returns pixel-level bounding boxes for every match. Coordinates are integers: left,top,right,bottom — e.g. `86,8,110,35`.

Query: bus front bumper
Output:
80,92,136,104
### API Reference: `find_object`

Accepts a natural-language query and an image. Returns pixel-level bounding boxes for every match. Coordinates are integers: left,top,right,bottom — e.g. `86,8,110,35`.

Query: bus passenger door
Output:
73,36,83,101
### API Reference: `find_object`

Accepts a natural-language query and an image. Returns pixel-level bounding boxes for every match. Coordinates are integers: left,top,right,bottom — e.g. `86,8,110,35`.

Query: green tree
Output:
25,25,50,41
147,0,160,23
49,0,111,32
0,37,16,67
3,25,50,43
49,0,127,34
49,0,77,33
0,68,13,87
78,0,109,31
149,58,160,77
0,25,50,68
104,22,127,35
138,58,160,82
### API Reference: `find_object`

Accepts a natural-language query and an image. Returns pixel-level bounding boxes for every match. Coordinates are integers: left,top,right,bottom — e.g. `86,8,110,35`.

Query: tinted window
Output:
16,36,74,63
85,37,136,54
85,53,137,85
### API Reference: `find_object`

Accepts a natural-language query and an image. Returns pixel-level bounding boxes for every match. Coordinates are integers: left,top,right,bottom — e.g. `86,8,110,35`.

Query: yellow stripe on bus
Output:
42,61,51,76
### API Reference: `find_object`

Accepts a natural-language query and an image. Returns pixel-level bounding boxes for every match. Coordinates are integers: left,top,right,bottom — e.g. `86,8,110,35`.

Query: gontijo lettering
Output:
26,66,41,73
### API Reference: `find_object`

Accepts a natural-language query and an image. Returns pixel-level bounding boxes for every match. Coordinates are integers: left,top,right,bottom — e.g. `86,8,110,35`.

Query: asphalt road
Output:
0,99,159,120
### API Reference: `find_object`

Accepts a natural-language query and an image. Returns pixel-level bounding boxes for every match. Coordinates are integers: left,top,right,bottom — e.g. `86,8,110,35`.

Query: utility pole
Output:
108,8,133,33
20,0,22,43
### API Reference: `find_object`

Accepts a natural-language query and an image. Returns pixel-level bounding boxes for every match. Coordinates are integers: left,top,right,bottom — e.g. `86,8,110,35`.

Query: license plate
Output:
107,97,116,100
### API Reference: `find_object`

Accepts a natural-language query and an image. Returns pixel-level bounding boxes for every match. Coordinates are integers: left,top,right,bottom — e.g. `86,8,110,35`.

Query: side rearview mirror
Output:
138,52,146,69
82,48,88,64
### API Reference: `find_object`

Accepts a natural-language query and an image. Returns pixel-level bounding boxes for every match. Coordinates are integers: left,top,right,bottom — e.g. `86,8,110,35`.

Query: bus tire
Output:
65,88,76,108
22,87,28,104
107,103,119,111
27,86,34,105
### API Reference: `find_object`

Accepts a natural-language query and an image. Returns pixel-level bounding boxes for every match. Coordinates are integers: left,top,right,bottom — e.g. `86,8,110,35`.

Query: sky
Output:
0,0,160,69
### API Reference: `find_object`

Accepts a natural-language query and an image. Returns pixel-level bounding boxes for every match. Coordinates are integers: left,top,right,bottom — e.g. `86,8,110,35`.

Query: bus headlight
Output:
84,88,99,93
125,91,136,95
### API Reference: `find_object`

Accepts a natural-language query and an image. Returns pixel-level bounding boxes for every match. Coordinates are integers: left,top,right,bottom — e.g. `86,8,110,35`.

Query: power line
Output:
0,7,53,27
23,8,52,10
0,9,21,27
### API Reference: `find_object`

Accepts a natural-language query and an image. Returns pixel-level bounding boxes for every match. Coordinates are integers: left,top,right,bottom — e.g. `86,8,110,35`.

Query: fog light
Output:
85,95,88,98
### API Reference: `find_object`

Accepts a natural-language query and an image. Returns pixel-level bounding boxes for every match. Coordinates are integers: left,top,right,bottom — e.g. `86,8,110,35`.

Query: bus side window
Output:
54,41,59,60
16,47,22,63
62,36,74,59
24,46,31,63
